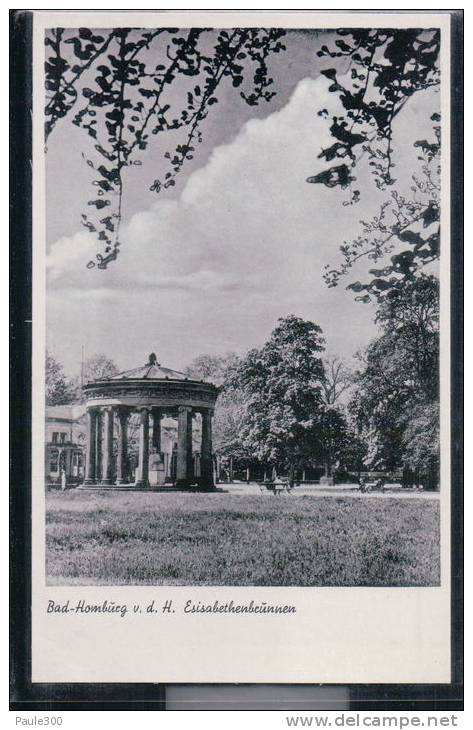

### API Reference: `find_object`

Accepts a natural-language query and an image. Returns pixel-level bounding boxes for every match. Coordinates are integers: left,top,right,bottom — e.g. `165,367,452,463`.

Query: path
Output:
217,482,440,500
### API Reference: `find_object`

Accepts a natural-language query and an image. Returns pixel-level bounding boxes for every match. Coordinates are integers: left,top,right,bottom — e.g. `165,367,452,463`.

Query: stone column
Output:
194,452,201,479
151,408,162,452
170,446,177,482
101,407,114,485
135,408,150,488
94,410,103,483
200,408,214,490
116,408,129,485
186,410,194,483
176,406,192,487
84,409,97,484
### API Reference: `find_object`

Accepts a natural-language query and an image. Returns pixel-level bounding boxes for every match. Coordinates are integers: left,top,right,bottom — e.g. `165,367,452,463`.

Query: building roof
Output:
46,404,86,421
100,353,194,383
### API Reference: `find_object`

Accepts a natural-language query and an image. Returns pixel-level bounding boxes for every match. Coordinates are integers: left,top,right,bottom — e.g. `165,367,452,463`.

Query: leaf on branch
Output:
421,203,439,227
88,199,110,209
306,164,356,189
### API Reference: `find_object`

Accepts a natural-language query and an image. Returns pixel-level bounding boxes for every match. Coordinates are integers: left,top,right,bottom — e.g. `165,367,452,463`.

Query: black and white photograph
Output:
43,20,444,589
14,9,461,691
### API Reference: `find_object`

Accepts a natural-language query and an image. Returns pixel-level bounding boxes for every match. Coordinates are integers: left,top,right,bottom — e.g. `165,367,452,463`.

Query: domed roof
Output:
107,353,189,382
82,352,219,409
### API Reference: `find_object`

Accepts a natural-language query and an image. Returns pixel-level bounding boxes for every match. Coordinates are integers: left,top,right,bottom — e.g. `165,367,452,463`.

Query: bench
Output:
359,478,386,493
257,480,292,495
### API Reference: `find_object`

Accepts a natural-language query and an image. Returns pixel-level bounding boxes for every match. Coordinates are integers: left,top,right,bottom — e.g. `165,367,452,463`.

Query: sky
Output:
45,29,439,376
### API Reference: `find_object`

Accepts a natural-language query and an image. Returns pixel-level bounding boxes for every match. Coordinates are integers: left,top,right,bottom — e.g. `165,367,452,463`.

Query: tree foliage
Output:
184,352,247,459
45,27,286,268
45,351,77,405
66,353,120,403
184,339,359,479
308,29,441,303
324,122,440,301
183,352,239,386
46,352,120,405
319,356,354,476
320,355,353,406
227,315,328,478
82,353,119,382
350,275,439,481
402,400,439,486
307,28,440,194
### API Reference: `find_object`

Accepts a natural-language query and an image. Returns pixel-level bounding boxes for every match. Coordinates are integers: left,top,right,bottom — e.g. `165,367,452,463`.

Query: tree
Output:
349,275,439,482
302,29,440,304
319,356,354,476
184,352,247,468
402,400,439,489
45,27,286,267
323,124,440,301
375,274,439,400
316,407,351,478
231,315,327,483
321,355,353,406
351,338,410,471
212,366,249,468
183,352,239,386
316,46,441,478
45,351,77,405
83,353,119,382
307,29,440,194
69,353,120,402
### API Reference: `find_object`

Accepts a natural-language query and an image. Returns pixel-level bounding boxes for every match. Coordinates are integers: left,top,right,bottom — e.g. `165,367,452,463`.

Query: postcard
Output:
23,10,458,686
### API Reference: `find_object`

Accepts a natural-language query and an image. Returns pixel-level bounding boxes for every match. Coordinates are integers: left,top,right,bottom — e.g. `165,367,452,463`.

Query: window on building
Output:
52,432,59,444
72,451,83,477
49,450,59,473
60,432,66,444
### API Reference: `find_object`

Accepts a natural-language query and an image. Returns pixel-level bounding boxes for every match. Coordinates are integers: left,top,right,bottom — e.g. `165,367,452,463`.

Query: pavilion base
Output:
175,478,216,491
175,478,190,488
77,482,219,493
78,483,131,491
198,484,216,492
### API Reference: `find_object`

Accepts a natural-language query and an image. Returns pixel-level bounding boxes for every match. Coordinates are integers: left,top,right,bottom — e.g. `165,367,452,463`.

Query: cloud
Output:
47,231,97,282
46,76,438,372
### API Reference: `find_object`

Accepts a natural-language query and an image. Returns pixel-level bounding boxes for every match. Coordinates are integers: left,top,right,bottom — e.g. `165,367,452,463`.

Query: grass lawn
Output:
46,490,440,586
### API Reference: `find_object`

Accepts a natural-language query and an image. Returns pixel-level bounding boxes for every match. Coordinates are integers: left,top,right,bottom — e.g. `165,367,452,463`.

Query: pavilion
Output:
80,353,219,490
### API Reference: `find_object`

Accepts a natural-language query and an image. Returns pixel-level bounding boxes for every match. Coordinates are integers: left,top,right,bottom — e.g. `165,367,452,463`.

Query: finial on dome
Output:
147,352,159,366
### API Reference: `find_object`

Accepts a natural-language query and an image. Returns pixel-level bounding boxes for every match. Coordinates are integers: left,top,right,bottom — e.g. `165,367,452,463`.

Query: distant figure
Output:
60,468,66,491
